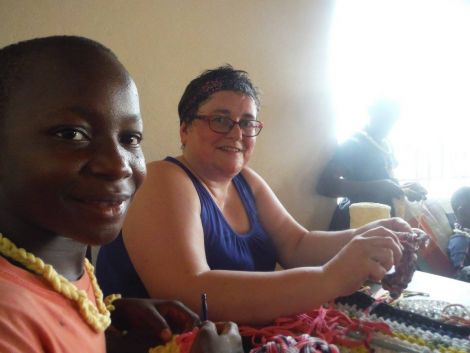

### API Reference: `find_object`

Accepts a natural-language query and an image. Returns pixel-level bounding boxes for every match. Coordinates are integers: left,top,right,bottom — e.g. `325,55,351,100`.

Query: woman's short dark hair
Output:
177,64,260,125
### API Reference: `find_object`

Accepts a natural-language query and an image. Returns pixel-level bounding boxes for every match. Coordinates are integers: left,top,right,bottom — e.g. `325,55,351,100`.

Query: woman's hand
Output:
323,226,403,297
353,217,413,236
110,298,200,342
190,321,244,353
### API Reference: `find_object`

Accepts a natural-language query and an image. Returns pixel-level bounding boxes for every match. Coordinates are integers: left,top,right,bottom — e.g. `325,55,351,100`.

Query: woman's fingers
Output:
370,247,395,272
367,258,388,282
357,228,403,264
357,218,412,235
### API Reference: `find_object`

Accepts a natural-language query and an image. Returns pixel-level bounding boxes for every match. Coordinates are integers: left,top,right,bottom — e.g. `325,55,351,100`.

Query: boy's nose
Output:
87,141,132,180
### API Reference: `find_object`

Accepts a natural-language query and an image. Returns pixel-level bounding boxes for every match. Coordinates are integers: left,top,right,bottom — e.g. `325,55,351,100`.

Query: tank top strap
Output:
165,157,255,219
164,156,211,197
232,172,257,220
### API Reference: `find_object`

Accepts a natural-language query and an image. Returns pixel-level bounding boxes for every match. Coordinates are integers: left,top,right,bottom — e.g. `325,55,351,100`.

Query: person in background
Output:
0,36,242,353
96,65,411,325
448,186,470,282
316,99,427,230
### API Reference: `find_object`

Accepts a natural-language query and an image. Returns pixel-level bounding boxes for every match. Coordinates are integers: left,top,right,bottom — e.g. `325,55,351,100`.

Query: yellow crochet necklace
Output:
0,233,112,332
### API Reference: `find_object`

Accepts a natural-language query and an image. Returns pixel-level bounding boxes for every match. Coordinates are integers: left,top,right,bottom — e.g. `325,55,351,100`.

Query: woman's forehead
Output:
200,91,257,110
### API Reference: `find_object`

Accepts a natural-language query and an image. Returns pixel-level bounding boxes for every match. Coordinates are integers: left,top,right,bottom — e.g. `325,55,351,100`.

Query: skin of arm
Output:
123,161,407,325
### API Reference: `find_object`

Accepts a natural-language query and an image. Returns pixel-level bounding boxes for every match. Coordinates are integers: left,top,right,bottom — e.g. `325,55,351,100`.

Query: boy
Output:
0,36,242,353
448,186,470,281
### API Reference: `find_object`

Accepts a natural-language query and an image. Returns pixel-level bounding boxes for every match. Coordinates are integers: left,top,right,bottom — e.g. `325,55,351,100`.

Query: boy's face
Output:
0,47,146,245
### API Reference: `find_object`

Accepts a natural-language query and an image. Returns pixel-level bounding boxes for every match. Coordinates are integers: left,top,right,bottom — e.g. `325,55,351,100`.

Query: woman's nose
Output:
227,121,243,139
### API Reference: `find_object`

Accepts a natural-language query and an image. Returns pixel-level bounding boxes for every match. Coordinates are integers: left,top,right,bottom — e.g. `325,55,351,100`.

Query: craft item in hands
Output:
349,202,391,228
382,229,429,298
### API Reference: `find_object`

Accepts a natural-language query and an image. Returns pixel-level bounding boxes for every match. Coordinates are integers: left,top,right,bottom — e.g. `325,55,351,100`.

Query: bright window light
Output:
329,0,470,201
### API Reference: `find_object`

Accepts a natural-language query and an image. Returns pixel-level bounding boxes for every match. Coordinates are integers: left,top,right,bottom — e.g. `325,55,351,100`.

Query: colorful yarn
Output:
248,334,339,353
148,327,198,353
0,233,111,332
337,300,470,352
382,230,429,298
239,305,392,349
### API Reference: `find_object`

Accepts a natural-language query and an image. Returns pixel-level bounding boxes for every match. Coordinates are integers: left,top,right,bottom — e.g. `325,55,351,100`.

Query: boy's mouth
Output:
70,195,131,219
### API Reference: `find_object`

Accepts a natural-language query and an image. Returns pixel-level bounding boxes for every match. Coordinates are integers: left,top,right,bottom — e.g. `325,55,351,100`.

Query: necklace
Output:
0,233,111,332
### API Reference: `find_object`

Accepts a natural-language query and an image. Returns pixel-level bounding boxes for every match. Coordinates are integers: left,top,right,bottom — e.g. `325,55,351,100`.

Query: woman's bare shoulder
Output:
145,158,190,182
241,166,269,192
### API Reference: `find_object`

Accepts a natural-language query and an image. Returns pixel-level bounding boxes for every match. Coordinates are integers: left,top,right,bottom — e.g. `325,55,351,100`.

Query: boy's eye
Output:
54,128,89,141
120,133,143,146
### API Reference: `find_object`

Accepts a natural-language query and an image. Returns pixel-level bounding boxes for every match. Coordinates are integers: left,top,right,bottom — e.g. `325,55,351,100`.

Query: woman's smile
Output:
217,145,245,153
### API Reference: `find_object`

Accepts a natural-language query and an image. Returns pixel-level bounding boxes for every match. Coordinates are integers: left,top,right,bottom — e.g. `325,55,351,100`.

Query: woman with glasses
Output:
96,65,411,325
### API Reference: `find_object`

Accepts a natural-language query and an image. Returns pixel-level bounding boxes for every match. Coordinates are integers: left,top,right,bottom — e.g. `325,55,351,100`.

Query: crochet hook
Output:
201,293,208,321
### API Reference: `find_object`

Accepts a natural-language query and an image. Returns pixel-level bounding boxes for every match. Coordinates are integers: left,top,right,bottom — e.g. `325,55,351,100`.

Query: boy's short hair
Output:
0,35,116,121
450,186,470,214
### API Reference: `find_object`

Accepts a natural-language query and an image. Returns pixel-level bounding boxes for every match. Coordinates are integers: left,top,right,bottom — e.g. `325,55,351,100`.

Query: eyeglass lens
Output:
210,116,261,136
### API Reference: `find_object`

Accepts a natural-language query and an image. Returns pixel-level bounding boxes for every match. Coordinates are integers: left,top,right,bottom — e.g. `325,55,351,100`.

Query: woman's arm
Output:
123,161,404,324
243,167,410,269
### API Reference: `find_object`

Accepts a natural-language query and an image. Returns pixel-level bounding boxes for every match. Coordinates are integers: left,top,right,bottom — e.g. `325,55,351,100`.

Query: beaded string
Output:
0,233,112,332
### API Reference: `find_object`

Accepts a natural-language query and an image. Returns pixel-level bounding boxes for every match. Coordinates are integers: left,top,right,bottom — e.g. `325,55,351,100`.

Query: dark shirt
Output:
328,131,397,230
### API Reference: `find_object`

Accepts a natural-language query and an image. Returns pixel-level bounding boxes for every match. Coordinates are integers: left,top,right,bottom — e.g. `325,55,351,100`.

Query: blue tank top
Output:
96,157,277,297
166,157,277,272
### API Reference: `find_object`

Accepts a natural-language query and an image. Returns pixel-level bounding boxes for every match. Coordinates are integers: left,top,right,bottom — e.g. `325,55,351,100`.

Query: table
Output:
406,270,470,307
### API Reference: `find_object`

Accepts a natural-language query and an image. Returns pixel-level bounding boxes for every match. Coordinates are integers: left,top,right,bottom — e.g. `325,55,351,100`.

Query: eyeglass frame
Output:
193,114,264,137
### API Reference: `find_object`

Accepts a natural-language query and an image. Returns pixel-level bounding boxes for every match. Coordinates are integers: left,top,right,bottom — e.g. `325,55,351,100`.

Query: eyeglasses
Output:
194,115,263,137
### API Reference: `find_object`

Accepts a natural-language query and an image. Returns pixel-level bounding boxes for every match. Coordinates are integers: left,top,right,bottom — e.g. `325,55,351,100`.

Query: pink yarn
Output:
239,305,391,349
175,327,199,353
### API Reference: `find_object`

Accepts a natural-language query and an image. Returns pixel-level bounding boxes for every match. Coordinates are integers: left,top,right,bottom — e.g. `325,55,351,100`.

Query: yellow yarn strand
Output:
0,233,111,332
148,336,180,353
104,293,122,312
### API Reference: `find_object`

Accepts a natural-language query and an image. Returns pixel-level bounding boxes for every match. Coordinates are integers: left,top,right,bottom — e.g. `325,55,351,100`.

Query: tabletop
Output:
406,270,470,307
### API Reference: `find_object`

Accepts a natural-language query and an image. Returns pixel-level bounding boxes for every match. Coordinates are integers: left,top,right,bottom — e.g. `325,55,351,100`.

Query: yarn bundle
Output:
381,229,429,298
239,306,391,352
148,328,198,353
248,334,339,353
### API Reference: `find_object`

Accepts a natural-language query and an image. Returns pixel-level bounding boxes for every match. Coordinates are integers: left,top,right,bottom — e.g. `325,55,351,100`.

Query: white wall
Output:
0,0,337,229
